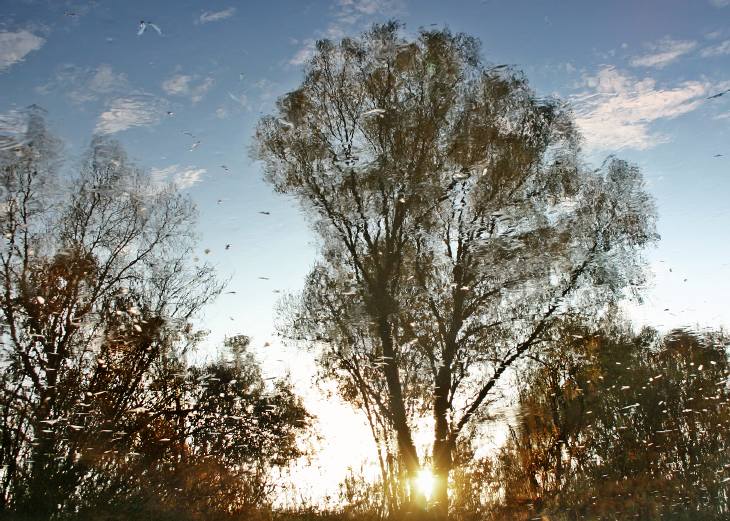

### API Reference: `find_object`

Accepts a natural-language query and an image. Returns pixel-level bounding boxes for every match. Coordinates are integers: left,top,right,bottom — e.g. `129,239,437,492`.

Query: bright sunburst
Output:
415,469,435,500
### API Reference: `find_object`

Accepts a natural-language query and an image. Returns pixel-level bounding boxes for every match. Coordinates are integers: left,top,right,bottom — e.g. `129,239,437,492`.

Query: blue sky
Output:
2,0,730,499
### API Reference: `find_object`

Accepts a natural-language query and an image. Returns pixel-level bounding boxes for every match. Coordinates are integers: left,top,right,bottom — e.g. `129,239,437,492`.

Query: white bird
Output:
228,92,247,106
137,21,162,36
361,108,386,118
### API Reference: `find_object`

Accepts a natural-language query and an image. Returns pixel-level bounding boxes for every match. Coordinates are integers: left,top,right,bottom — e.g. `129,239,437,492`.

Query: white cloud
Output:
0,110,29,151
95,95,165,134
289,42,316,65
630,37,696,68
700,40,730,57
573,66,710,151
162,74,214,103
0,30,45,71
90,64,125,93
289,0,402,66
150,164,206,190
710,0,730,7
162,74,192,95
38,64,129,104
191,77,214,103
198,7,236,24
334,0,402,23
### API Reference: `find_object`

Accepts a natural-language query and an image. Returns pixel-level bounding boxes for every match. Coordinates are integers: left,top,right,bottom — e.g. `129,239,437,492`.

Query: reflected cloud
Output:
288,0,403,66
629,37,696,68
0,30,45,71
162,74,214,103
95,95,166,134
198,7,237,24
701,39,730,57
0,110,29,151
573,66,711,150
37,63,129,104
150,164,206,190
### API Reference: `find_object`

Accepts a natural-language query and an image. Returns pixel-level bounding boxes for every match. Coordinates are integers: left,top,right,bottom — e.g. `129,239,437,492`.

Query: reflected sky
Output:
2,0,730,501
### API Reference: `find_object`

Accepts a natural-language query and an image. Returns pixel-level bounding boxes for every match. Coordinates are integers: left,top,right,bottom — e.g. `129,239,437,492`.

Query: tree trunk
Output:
432,363,453,520
24,410,57,519
23,353,62,519
376,316,426,512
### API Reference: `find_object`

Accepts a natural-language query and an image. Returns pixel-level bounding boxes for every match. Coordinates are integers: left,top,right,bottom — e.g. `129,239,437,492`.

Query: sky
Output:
2,0,730,502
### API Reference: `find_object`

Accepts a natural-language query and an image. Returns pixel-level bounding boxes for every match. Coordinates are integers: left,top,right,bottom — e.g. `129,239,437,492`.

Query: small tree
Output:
0,109,310,520
493,322,730,520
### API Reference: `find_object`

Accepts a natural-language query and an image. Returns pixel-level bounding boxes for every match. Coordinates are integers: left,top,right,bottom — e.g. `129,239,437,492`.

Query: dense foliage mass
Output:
488,323,730,521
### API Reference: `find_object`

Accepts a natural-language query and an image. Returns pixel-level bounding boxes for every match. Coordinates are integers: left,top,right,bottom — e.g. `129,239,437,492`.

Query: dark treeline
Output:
1,22,728,521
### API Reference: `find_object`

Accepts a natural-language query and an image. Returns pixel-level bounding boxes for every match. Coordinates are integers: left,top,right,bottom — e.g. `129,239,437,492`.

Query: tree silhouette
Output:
254,22,657,518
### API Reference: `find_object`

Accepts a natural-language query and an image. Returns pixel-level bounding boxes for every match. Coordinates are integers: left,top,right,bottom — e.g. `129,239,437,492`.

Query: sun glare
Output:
415,469,435,500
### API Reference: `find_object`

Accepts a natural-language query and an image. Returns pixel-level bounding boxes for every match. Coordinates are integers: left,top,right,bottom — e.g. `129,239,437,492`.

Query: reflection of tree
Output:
0,109,310,520
492,319,730,520
254,22,657,517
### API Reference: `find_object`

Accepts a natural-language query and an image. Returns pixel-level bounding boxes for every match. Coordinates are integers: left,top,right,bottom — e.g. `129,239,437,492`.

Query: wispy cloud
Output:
95,95,166,135
288,0,403,66
150,164,206,190
710,0,730,7
0,110,29,151
198,7,236,24
573,66,710,151
700,39,730,57
0,30,45,71
334,0,402,24
162,74,214,103
289,44,316,66
630,37,696,68
37,64,129,104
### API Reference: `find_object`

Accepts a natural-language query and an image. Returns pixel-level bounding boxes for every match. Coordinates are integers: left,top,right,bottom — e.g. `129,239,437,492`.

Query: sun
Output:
415,468,435,500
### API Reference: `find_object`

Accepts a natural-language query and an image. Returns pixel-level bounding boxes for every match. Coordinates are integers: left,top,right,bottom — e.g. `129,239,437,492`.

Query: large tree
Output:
254,22,657,517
